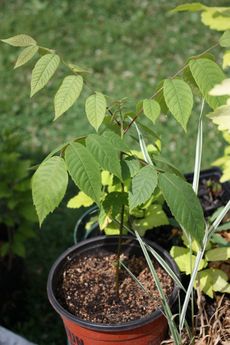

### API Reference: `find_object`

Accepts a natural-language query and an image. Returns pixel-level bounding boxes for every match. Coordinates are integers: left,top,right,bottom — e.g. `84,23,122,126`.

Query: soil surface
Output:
198,178,223,213
57,250,173,324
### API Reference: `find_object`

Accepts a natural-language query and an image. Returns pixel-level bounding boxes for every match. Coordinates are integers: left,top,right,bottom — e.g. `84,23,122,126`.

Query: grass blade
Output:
192,99,204,194
135,230,181,344
131,119,153,165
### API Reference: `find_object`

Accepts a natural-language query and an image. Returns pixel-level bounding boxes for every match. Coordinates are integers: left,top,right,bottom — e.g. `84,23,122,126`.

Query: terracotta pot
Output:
47,236,180,345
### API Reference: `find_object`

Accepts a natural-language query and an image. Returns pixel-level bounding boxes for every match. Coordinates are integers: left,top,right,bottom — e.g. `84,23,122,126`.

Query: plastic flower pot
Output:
47,236,180,345
184,167,230,216
73,206,100,244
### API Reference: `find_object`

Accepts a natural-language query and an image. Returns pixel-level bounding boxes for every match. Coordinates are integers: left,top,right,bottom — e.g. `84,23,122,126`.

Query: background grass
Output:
0,0,229,344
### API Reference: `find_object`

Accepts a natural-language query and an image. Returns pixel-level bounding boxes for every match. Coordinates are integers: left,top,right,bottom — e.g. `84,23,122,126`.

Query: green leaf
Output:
129,165,158,210
54,75,83,120
170,246,206,275
223,51,230,69
102,130,129,152
152,155,184,178
163,79,193,131
86,134,122,179
32,156,68,226
196,268,230,298
67,191,94,209
189,59,227,109
211,234,229,247
209,78,230,96
170,3,206,13
132,204,169,235
65,142,101,205
68,63,91,74
31,53,60,97
85,92,107,131
154,81,168,114
1,34,36,47
143,99,161,123
205,247,230,261
101,170,113,186
14,45,38,69
121,157,140,179
158,172,205,244
219,30,230,47
202,8,230,31
103,191,128,217
207,105,230,133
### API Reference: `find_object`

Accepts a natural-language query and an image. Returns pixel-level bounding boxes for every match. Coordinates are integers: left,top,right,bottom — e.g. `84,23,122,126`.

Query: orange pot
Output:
47,236,179,345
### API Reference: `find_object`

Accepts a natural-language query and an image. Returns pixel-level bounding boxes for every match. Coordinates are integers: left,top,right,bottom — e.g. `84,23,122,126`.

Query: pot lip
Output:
47,235,180,332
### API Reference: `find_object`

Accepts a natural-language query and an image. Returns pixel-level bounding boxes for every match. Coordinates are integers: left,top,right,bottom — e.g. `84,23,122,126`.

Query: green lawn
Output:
0,0,228,344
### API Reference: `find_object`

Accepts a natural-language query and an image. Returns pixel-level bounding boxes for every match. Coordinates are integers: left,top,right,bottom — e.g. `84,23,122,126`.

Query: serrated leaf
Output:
31,53,60,96
32,156,68,226
159,172,205,244
154,81,168,114
129,165,158,210
67,191,94,209
143,99,161,123
170,246,206,275
122,157,140,179
189,58,227,109
219,30,230,47
223,51,230,69
54,75,83,119
1,34,36,47
152,155,184,178
102,130,129,152
202,8,230,31
85,92,107,131
103,191,128,217
163,79,193,130
209,78,230,96
207,105,230,133
170,3,206,13
183,54,215,90
86,134,122,179
205,247,230,261
65,142,101,204
14,45,38,69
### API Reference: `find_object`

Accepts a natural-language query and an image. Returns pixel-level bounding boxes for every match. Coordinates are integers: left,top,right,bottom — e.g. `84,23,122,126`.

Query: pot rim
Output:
47,235,180,332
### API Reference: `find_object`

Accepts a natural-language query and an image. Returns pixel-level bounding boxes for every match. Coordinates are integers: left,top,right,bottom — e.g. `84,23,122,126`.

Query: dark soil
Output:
145,226,182,251
57,250,173,324
198,178,223,213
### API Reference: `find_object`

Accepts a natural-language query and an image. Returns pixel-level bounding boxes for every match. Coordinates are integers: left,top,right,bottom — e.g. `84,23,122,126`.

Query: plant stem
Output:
115,200,125,299
115,151,125,298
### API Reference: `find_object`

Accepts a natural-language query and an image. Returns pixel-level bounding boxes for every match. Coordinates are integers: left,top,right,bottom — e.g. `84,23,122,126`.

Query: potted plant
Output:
2,2,230,343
